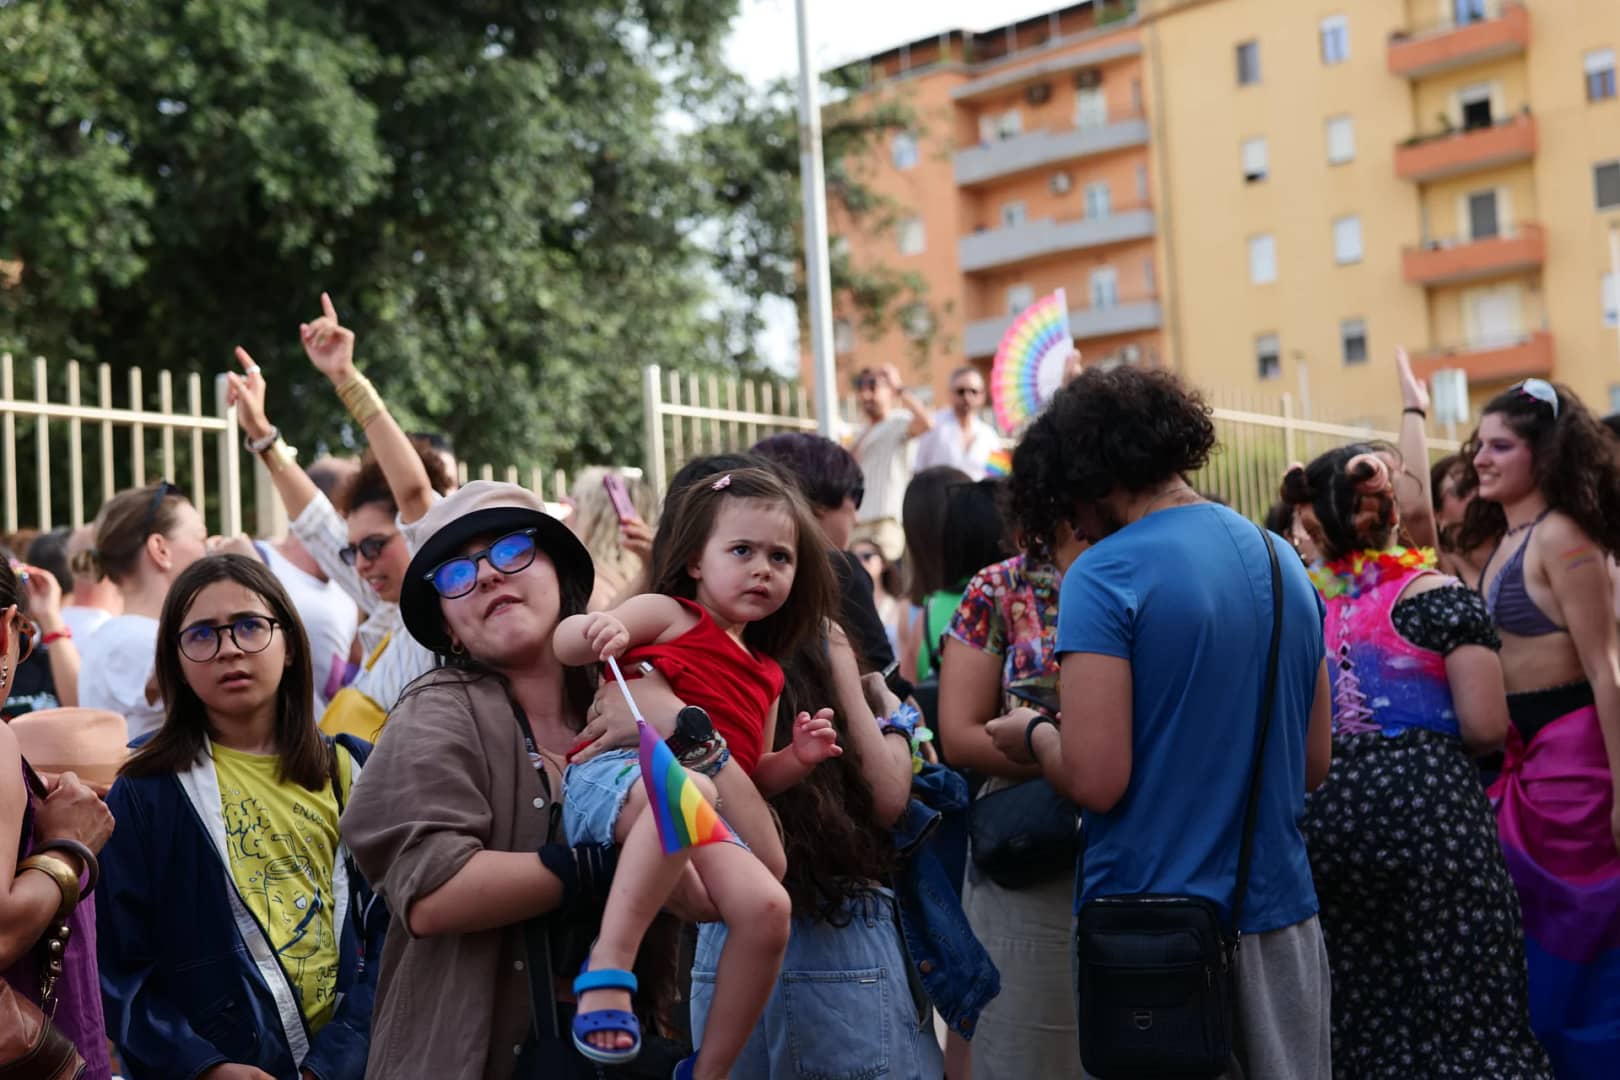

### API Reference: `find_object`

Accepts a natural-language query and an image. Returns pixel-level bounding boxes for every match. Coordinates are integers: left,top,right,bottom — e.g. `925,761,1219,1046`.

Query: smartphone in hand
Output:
603,473,637,523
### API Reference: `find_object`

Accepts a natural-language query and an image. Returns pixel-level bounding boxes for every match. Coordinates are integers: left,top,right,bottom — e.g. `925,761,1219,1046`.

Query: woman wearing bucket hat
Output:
340,481,780,1078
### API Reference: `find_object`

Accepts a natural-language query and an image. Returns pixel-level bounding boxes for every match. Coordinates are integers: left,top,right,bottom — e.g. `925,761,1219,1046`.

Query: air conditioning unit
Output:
1050,171,1073,195
1026,82,1052,105
1076,69,1102,89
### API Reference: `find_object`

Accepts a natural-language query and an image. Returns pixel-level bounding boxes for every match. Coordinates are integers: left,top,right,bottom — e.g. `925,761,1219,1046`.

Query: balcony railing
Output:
1402,224,1545,287
1395,111,1536,183
960,207,1156,272
955,112,1148,187
1410,329,1554,383
1388,3,1529,79
964,292,1160,358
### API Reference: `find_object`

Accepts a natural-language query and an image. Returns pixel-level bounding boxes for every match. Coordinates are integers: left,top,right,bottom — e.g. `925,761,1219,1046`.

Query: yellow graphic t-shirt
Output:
213,743,351,1033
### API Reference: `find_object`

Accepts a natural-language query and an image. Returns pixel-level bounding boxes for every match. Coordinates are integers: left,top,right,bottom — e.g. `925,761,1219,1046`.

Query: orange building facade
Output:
820,3,1161,409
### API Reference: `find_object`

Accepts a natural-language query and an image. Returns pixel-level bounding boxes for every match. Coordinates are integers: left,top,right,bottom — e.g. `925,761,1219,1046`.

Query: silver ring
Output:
245,365,261,376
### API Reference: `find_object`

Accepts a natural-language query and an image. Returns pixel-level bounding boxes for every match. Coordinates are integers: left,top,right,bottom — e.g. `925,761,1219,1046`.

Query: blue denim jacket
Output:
890,762,1000,1039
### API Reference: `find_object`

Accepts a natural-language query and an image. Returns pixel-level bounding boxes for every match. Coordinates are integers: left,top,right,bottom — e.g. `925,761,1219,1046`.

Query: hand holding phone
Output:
603,473,637,523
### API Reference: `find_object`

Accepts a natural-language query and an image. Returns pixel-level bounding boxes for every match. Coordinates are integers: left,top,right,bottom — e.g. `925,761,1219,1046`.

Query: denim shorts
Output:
690,887,945,1080
562,749,641,847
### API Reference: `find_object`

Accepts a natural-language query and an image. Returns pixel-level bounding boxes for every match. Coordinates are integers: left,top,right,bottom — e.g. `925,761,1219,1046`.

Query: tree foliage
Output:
0,0,922,473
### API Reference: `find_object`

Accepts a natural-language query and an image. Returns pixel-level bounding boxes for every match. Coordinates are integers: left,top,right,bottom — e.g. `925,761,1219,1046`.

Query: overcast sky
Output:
724,0,1065,373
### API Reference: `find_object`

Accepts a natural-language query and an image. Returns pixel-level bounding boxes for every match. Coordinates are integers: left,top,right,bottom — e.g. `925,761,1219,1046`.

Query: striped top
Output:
290,492,438,716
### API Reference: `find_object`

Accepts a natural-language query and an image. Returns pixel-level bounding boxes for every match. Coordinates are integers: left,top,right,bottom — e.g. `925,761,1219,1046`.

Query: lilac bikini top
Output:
1482,513,1564,638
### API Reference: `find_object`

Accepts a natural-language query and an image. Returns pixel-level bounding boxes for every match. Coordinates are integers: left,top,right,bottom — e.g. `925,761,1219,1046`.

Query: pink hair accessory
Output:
710,474,732,491
1345,453,1392,495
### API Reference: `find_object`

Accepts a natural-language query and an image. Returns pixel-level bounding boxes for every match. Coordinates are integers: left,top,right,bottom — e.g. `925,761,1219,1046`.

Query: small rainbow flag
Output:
985,447,1012,478
607,657,735,855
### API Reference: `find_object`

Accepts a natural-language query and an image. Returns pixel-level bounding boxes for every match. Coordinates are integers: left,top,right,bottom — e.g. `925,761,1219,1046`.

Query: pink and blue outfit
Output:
1481,516,1620,1079
1303,550,1550,1077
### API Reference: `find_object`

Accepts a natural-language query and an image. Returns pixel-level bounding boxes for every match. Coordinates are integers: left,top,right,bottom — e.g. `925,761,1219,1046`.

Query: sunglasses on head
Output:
339,533,397,567
1511,378,1559,418
427,529,539,599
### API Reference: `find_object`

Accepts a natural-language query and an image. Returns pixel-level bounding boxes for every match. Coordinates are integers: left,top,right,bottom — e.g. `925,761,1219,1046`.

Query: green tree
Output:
0,0,924,478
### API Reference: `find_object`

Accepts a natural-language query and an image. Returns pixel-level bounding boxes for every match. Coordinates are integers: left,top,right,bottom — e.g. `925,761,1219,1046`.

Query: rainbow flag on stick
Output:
984,447,1012,478
605,657,735,855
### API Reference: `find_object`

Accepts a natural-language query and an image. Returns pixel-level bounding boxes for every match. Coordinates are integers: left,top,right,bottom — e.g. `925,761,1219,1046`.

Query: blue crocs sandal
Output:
572,967,642,1065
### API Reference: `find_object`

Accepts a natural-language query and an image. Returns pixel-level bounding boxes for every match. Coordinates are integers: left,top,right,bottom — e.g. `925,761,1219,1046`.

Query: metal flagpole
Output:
795,0,839,439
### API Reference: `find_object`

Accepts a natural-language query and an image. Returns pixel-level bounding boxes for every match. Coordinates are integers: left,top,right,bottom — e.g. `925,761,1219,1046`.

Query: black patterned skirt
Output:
1300,728,1551,1078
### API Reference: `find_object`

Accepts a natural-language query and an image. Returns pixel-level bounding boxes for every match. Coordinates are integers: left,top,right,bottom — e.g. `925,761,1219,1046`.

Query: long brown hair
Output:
646,467,836,661
123,555,328,790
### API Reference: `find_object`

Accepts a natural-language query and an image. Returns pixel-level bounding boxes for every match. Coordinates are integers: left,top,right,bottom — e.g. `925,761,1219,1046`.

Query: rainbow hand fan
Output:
605,656,734,855
990,288,1072,436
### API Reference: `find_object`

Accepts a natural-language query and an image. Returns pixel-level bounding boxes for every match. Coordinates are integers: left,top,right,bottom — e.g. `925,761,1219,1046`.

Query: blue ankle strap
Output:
574,968,639,995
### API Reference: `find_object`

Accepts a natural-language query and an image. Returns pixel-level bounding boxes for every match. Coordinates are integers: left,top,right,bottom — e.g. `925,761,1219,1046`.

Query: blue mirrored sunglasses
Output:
1511,378,1559,418
426,529,539,599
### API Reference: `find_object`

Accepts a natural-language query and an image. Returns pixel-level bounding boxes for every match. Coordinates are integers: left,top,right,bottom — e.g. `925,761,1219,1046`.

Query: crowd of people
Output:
0,295,1614,1080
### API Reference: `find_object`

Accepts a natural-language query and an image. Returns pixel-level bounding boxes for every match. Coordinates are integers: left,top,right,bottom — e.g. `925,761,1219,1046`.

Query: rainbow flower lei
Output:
1308,546,1437,600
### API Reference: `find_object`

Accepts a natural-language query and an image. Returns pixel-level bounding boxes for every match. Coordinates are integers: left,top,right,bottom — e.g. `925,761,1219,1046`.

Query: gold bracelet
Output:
260,437,300,473
335,371,385,427
19,854,81,923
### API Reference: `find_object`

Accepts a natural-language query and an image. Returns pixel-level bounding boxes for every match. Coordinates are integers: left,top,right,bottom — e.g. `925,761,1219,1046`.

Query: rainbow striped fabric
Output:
638,719,734,854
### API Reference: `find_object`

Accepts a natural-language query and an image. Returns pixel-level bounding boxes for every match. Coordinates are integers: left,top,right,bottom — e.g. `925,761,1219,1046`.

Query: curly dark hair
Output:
1279,443,1405,562
1008,367,1216,555
1454,382,1620,556
337,443,455,517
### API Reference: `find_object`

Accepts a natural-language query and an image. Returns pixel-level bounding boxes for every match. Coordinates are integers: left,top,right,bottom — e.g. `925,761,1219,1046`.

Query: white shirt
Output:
60,605,112,643
290,492,438,716
912,410,999,480
257,541,361,713
852,413,917,524
78,614,164,739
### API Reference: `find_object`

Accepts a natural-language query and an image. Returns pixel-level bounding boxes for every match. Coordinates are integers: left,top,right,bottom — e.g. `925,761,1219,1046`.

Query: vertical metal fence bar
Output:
686,373,701,462
159,370,176,481
33,356,50,530
726,378,739,451
478,464,494,483
529,467,544,498
641,365,665,496
2,354,17,534
743,380,758,449
129,368,146,488
98,365,114,506
68,361,84,527
504,465,518,486
553,469,568,503
668,372,685,473
188,374,206,516
215,375,242,537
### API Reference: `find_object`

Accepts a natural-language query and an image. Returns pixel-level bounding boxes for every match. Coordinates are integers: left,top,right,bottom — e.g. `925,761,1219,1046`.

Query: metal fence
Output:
640,364,819,494
0,353,241,536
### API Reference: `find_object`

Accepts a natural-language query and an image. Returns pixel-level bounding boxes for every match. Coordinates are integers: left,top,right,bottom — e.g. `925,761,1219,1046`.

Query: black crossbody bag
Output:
1073,522,1284,1079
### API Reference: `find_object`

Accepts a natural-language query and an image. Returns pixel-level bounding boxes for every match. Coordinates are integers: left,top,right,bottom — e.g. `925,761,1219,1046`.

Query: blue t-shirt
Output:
1056,503,1325,934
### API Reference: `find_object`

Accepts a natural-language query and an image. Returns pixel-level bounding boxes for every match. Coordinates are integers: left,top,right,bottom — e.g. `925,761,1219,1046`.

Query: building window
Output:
1090,267,1119,310
1326,115,1355,164
1007,284,1035,316
1467,190,1500,239
1604,271,1618,327
1136,163,1150,202
1076,86,1107,129
897,217,926,256
1340,317,1368,365
1458,83,1494,130
998,110,1023,139
890,132,919,170
1242,137,1268,183
1249,234,1277,284
901,303,933,341
1236,40,1260,86
1001,201,1028,228
833,318,856,355
1596,161,1620,209
1333,215,1363,264
1454,0,1488,28
1084,181,1112,219
1144,258,1156,297
1588,49,1618,102
1320,15,1349,66
1256,333,1281,380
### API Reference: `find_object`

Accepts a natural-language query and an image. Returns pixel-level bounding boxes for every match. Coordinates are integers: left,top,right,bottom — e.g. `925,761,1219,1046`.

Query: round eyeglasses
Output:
426,529,539,600
178,615,281,663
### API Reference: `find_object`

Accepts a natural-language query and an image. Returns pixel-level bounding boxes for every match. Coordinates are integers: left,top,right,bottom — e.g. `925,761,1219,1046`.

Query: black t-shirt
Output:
829,549,912,699
3,648,60,719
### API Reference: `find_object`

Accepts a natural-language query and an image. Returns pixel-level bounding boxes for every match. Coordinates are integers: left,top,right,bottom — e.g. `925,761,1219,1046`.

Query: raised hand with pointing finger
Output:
300,292,357,384
224,346,275,445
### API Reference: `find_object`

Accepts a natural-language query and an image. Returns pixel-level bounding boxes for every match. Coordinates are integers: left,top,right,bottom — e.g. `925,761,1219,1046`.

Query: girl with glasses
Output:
0,557,117,1077
97,555,382,1080
227,293,453,744
1454,379,1620,1078
77,482,210,738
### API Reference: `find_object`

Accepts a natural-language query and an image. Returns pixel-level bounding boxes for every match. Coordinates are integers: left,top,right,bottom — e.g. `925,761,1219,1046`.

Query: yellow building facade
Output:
824,0,1620,425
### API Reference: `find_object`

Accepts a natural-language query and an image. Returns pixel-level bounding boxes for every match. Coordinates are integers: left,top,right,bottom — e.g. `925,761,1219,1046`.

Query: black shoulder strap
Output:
1229,520,1284,937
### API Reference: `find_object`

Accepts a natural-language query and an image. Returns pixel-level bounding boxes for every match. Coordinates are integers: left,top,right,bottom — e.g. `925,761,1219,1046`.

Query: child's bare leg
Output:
578,784,691,1052
688,840,792,1080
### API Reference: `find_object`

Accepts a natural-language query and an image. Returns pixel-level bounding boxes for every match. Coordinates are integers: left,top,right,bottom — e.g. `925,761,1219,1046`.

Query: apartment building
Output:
823,0,1620,423
820,2,1161,408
